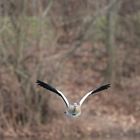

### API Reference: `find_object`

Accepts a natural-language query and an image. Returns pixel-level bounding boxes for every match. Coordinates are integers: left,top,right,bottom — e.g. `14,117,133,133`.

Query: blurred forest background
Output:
0,0,140,139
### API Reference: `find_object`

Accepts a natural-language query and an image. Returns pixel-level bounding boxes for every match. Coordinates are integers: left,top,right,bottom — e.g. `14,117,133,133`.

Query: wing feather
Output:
36,80,69,107
79,84,110,106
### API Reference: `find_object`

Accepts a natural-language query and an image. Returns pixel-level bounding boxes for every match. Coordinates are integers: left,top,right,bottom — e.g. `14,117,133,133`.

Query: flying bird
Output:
36,80,110,117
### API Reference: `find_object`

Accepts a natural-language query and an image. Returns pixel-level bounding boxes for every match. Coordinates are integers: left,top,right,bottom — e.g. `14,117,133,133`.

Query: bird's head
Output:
73,103,78,107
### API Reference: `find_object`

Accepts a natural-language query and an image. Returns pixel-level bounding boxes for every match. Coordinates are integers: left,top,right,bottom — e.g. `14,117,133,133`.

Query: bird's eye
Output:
72,113,76,115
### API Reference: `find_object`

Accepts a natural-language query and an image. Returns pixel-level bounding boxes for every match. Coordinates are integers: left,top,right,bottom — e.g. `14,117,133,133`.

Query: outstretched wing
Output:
79,84,110,106
36,80,69,107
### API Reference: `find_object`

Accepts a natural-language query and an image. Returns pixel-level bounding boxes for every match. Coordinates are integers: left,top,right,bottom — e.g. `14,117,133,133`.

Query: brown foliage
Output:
0,0,140,139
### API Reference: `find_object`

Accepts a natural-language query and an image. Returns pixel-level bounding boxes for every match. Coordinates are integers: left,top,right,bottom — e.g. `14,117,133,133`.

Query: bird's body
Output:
36,80,110,118
66,103,81,117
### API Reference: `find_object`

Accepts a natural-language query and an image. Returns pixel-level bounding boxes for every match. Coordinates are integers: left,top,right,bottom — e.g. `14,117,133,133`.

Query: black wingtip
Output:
103,83,111,89
36,80,42,85
36,80,61,95
100,83,111,90
36,80,41,83
36,80,48,88
91,83,111,94
36,80,40,84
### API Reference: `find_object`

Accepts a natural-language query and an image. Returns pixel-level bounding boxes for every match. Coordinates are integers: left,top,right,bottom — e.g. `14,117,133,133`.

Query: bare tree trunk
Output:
106,0,121,87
